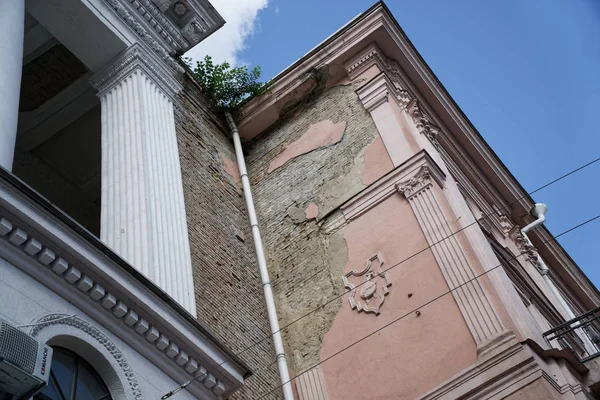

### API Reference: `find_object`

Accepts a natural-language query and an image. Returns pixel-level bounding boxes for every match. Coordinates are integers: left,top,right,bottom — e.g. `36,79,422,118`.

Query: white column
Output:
0,0,25,171
90,44,196,316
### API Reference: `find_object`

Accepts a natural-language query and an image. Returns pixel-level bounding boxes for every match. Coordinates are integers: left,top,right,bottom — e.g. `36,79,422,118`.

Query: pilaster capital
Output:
396,165,435,199
356,72,411,112
89,44,182,99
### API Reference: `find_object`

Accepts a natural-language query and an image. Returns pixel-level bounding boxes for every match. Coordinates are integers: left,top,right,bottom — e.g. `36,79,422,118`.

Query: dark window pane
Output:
74,363,110,400
35,373,63,400
50,349,76,400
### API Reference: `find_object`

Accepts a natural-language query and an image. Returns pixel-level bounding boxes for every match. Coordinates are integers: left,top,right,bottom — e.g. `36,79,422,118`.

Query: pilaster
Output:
356,73,414,166
396,164,507,351
90,44,195,315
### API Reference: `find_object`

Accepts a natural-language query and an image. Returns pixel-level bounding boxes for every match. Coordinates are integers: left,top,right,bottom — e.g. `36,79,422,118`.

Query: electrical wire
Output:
273,156,600,298
255,214,600,399
160,156,599,399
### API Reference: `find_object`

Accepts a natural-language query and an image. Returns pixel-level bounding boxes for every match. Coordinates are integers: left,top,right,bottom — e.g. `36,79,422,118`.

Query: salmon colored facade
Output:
234,2,600,399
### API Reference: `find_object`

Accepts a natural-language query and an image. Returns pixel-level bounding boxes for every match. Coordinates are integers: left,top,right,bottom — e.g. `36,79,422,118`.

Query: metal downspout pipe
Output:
225,111,294,400
521,203,596,355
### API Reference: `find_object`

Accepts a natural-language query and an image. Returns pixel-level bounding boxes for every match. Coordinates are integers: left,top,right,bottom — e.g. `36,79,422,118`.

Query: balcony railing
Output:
543,306,600,362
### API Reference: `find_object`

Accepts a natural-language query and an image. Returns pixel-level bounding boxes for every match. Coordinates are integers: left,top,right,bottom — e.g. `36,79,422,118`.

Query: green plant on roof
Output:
183,55,268,110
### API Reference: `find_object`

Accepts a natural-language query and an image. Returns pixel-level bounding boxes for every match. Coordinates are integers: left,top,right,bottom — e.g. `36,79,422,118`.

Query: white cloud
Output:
185,0,269,66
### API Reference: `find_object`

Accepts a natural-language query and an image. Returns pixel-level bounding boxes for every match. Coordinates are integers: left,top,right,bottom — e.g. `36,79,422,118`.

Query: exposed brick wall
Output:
245,82,381,373
175,76,282,399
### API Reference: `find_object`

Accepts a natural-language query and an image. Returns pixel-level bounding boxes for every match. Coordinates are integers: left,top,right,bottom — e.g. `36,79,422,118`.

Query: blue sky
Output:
202,1,600,288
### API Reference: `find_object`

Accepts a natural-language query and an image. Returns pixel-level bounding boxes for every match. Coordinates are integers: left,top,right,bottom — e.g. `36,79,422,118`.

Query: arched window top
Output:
34,347,112,400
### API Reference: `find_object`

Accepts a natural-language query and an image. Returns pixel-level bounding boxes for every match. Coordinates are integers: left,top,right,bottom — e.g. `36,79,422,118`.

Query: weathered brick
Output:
175,77,281,399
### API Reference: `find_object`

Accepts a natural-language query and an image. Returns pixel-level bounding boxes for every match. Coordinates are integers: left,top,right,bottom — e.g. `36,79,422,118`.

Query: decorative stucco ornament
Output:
343,252,392,315
509,226,539,268
407,99,441,147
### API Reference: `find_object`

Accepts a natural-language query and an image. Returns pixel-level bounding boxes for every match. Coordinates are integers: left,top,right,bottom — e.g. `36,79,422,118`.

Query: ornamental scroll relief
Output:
342,252,392,315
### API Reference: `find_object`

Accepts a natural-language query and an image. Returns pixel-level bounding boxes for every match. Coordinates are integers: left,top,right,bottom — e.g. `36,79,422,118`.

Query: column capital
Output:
89,43,182,99
396,165,435,199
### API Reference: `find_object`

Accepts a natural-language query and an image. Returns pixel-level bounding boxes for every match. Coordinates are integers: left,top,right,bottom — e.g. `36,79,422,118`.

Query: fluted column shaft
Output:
397,167,505,349
0,0,24,171
91,45,195,316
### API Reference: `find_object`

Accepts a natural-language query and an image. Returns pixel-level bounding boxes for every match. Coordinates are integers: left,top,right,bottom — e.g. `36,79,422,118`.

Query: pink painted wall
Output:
431,183,520,340
321,194,477,400
362,135,393,185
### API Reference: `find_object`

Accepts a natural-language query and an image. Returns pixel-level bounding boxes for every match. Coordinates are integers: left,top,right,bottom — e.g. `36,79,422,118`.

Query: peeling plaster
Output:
305,203,319,220
267,120,347,173
316,147,366,217
220,153,241,189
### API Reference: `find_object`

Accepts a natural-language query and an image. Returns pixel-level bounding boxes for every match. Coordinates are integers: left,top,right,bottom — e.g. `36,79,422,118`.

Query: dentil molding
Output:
103,0,224,65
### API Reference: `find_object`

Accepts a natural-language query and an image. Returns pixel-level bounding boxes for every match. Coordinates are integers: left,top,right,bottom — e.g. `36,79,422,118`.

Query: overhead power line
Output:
160,156,599,399
256,214,600,399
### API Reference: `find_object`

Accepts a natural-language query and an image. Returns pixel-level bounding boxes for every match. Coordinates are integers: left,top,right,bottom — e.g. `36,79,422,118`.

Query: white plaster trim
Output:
0,179,246,398
30,314,142,400
101,0,223,68
90,43,182,99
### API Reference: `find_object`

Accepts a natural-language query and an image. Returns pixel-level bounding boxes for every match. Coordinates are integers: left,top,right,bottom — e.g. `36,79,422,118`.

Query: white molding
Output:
100,0,224,67
89,43,182,99
0,177,246,398
31,314,141,400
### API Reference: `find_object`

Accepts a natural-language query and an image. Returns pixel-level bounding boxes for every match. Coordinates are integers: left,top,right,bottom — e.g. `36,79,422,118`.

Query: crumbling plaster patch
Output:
267,120,347,173
245,83,383,374
220,153,242,189
305,203,319,220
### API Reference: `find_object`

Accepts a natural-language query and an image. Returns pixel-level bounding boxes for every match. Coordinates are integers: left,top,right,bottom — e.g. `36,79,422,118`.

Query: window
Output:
34,347,112,400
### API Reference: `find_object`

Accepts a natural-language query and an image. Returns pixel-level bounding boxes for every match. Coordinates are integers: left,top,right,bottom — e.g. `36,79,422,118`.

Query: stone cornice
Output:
103,0,224,59
89,43,182,99
0,170,247,399
344,42,415,100
340,150,445,221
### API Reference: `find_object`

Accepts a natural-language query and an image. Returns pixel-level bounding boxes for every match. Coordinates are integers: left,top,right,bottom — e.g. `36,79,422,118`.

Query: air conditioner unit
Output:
0,319,52,399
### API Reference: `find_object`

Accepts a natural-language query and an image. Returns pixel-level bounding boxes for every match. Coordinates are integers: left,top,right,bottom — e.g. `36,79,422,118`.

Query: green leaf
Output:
183,55,267,110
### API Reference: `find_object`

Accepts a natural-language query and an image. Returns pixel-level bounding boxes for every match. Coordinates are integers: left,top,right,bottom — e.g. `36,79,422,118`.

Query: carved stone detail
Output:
31,314,143,400
343,253,392,315
345,43,415,101
182,18,206,43
152,0,172,12
101,0,184,72
0,215,225,394
396,166,433,198
132,0,190,49
408,99,440,146
509,227,539,267
89,43,182,98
